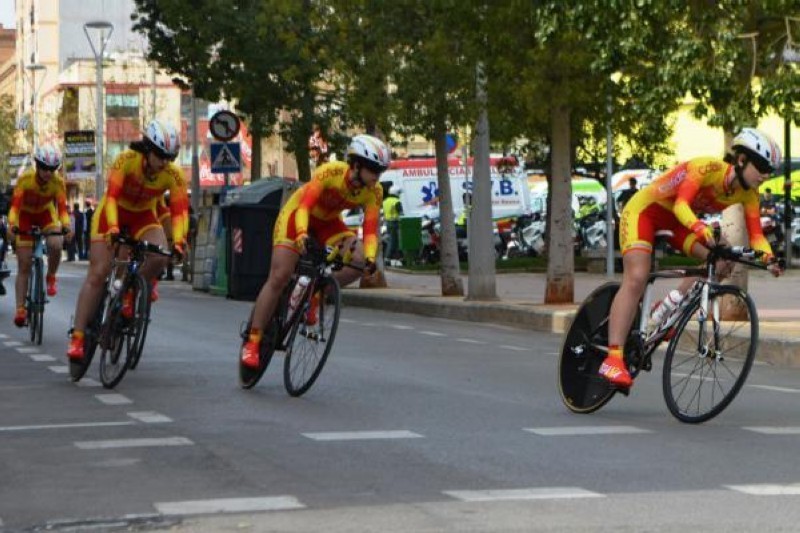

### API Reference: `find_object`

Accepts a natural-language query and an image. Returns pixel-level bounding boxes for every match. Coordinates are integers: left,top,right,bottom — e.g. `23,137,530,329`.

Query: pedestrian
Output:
617,177,639,212
83,200,94,259
66,205,77,262
73,202,86,259
382,184,403,265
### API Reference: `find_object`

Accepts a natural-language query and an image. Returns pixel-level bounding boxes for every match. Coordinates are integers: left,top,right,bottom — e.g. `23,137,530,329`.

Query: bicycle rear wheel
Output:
558,282,620,413
70,289,106,382
28,259,44,345
238,313,279,390
127,276,150,370
98,292,132,389
283,276,340,397
662,285,758,423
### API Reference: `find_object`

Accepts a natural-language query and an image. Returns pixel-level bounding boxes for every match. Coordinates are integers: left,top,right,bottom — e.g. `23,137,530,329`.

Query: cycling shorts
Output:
272,208,355,255
619,203,699,256
91,200,162,243
15,208,60,248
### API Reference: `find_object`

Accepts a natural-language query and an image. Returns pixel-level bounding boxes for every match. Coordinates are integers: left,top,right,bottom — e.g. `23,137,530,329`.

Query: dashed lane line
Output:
748,384,800,394
48,365,69,374
302,430,424,441
456,338,486,344
726,483,800,496
391,324,414,330
30,354,56,362
443,487,604,502
15,346,40,354
499,345,527,351
524,426,654,436
420,331,447,337
3,341,23,347
742,426,800,435
155,496,305,516
95,393,133,405
0,421,134,432
74,437,194,450
128,411,173,424
77,378,102,387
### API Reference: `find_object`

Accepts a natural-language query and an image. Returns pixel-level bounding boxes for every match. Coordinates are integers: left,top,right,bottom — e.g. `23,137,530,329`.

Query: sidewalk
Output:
340,267,800,368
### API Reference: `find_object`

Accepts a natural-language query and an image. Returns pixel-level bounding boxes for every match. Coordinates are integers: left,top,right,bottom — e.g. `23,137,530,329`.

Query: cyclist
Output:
8,144,72,327
66,120,189,360
240,133,390,368
601,127,784,389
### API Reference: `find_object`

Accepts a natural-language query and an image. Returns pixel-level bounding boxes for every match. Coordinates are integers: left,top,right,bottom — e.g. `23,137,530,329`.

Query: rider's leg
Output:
601,249,651,388
135,225,170,300
45,232,64,296
68,240,113,357
332,236,366,288
14,246,32,325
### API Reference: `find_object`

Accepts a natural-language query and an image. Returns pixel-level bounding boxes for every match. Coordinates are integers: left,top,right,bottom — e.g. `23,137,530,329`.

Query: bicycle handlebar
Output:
111,233,172,257
13,226,68,238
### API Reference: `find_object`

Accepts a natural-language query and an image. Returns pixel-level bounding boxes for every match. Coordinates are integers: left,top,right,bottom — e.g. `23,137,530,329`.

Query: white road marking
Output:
444,487,604,502
524,426,653,436
456,338,485,344
155,496,305,516
48,365,69,374
0,333,8,339
30,354,56,362
726,483,800,496
128,411,173,424
748,384,800,394
0,421,133,432
302,430,423,441
742,426,800,435
77,378,101,388
499,345,527,351
420,331,447,337
16,347,40,353
95,394,133,405
391,324,414,330
3,341,23,347
74,437,194,449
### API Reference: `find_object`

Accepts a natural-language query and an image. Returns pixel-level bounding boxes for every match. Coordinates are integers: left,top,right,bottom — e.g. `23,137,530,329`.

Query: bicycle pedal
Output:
614,385,632,397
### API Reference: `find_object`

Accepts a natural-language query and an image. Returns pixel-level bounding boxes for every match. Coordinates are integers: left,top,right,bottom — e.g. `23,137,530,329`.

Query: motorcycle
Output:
419,216,441,265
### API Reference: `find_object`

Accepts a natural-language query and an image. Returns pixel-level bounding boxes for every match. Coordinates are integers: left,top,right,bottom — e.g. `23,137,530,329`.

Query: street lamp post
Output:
24,63,46,150
84,20,114,200
783,44,799,267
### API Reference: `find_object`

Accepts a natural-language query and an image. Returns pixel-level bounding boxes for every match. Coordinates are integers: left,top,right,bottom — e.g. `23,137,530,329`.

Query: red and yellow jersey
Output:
103,150,190,244
8,168,69,228
626,156,770,255
283,161,383,261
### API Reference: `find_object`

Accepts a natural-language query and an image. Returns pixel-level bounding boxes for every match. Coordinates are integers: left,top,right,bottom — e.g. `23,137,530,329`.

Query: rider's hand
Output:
173,241,185,259
64,229,74,242
106,225,120,244
766,255,784,277
295,233,309,255
364,259,377,275
691,221,715,248
10,226,18,235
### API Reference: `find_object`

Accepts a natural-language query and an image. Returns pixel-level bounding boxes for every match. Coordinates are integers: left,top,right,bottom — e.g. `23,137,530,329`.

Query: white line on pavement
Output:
95,394,133,405
499,345,527,351
76,378,101,388
742,426,800,435
0,421,134,432
420,331,447,337
0,333,8,339
726,483,800,495
30,354,56,362
48,365,69,374
748,384,800,394
3,341,23,347
155,496,305,516
128,411,173,424
456,338,485,344
302,430,424,441
74,437,194,449
391,324,414,330
524,426,653,436
443,487,604,502
15,347,40,353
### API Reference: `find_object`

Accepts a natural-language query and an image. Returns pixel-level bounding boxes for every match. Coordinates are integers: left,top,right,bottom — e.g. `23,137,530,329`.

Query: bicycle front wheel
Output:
283,276,340,397
558,282,621,414
127,276,151,370
29,259,44,345
662,285,758,424
98,293,132,389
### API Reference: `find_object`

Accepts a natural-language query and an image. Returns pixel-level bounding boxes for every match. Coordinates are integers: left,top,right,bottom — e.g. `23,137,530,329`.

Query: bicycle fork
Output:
694,283,723,362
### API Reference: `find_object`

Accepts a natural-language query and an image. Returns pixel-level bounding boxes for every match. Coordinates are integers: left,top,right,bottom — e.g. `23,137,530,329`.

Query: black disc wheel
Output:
28,260,44,345
98,293,132,389
662,286,758,423
127,276,151,370
558,282,621,414
70,290,106,382
238,311,279,390
283,277,341,397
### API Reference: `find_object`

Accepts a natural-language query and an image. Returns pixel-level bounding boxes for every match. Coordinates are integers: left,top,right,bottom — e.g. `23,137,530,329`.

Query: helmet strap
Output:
733,159,750,191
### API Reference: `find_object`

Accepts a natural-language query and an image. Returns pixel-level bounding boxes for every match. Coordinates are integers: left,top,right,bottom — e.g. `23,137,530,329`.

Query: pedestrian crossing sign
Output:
210,142,241,173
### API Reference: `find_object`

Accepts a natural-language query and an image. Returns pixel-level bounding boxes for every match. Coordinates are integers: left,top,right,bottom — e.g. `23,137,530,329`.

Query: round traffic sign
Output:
209,110,241,141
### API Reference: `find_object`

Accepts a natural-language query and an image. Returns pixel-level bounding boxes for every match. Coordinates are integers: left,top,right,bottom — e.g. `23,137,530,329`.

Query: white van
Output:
379,156,531,220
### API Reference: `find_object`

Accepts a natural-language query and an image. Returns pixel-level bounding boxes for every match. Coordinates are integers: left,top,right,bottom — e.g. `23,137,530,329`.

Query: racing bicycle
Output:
559,233,778,423
239,239,349,396
18,226,66,345
70,232,171,388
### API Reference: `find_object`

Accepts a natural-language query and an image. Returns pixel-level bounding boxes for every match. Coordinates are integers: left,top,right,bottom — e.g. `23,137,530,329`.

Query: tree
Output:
0,95,18,188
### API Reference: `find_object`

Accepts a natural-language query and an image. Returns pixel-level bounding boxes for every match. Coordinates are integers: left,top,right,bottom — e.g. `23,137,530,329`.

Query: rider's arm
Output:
295,179,324,240
166,167,190,246
104,154,130,231
743,194,774,259
672,169,704,231
361,190,382,263
7,180,24,228
55,177,70,228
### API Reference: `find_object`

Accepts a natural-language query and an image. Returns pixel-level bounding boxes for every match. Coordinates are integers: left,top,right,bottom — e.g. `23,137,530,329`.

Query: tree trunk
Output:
434,123,464,296
545,105,574,304
466,62,497,301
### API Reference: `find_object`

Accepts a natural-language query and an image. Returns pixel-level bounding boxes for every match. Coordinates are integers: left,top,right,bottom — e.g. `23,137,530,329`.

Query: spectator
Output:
382,185,403,265
617,177,639,212
761,187,777,216
66,205,77,261
83,200,94,259
72,202,86,260
308,124,329,167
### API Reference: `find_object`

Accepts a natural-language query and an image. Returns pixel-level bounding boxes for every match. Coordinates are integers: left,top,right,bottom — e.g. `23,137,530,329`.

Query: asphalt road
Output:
2,260,800,532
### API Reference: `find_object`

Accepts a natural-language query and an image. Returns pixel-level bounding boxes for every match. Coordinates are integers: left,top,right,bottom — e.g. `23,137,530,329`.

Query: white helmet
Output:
732,127,781,173
347,134,391,172
33,143,62,169
389,185,401,196
144,119,181,160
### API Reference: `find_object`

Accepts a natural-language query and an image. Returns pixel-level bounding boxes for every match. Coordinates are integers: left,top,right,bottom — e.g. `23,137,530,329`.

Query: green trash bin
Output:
398,216,422,262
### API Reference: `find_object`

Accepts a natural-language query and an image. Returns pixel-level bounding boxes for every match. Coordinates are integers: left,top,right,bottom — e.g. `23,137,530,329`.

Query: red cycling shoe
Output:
599,356,633,389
